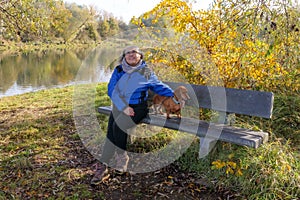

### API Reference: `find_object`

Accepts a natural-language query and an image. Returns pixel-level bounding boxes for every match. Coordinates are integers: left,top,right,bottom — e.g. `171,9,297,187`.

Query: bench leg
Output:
127,126,137,144
217,111,236,125
199,137,217,158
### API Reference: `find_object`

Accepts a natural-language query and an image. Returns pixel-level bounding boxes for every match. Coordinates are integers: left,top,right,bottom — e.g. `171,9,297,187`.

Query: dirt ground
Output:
69,139,239,200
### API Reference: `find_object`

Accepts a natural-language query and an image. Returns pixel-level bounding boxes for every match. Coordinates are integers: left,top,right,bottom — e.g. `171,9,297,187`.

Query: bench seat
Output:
98,106,268,151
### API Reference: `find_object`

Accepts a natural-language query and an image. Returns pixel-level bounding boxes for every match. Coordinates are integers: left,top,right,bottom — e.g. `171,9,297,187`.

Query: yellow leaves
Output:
193,71,200,76
179,64,185,69
212,160,226,169
284,164,292,172
141,0,194,33
152,19,158,24
227,161,237,169
130,17,141,26
154,59,169,65
211,154,243,176
225,166,234,174
236,168,243,176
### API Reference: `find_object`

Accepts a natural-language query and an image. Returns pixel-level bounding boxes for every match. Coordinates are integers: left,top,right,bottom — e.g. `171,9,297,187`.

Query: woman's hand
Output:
123,106,135,116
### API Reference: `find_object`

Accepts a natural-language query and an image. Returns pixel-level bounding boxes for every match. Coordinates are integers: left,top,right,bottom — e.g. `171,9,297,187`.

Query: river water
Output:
0,47,120,98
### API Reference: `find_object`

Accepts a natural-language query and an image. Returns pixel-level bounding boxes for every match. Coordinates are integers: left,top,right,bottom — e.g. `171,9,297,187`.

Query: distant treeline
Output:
0,0,157,45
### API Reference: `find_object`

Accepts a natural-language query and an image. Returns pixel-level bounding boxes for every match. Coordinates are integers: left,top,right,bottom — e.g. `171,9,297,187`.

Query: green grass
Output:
0,83,299,199
0,86,89,199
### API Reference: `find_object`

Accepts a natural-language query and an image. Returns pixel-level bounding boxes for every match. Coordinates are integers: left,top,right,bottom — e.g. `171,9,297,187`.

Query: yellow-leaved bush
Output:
135,0,299,93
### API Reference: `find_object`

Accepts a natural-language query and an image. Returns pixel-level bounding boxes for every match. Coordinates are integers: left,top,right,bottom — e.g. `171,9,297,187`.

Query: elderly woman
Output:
91,46,174,185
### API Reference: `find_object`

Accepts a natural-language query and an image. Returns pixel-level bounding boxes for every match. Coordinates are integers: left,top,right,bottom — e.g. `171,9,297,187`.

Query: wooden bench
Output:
98,81,273,158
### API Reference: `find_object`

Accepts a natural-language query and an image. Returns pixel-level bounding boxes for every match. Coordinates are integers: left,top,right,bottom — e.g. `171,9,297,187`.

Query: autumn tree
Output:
138,0,300,93
64,3,100,43
97,13,120,39
0,0,71,42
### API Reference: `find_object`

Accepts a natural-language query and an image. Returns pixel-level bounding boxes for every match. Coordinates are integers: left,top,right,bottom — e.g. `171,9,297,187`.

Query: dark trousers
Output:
100,102,148,164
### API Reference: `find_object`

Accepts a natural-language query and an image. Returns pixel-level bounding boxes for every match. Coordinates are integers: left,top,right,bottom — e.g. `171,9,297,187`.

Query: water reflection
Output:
0,47,117,98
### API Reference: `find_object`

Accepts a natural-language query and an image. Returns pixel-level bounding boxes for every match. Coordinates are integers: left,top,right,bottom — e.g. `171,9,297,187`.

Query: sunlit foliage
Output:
0,0,71,42
137,0,300,93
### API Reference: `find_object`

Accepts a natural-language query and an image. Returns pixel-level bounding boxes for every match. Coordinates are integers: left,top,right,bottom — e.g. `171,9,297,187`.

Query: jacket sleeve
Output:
148,72,174,96
107,67,127,111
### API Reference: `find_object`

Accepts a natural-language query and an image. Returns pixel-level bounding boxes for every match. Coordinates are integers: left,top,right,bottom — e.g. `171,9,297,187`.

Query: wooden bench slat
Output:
98,106,268,148
164,82,274,119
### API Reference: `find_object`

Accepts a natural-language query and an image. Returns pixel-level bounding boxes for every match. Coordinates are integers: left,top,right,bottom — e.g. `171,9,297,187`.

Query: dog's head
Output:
174,86,190,108
174,86,190,101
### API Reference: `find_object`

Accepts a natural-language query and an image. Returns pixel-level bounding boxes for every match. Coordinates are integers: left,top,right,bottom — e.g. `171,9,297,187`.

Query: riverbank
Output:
0,41,98,56
0,84,299,199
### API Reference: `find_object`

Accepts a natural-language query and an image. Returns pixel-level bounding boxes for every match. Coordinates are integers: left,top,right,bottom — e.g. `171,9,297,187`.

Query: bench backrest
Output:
164,81,274,119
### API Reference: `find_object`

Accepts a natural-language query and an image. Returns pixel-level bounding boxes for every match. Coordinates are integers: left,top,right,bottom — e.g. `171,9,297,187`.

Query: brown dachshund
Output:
153,86,190,119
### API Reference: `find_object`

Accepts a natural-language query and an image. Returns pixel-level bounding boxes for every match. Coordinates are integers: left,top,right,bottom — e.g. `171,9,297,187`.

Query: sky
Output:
63,0,213,23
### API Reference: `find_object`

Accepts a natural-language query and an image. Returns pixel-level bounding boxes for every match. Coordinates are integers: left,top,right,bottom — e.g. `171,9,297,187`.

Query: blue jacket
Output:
108,61,174,111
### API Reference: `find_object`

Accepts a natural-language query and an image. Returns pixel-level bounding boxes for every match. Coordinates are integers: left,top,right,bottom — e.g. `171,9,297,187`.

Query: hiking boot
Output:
115,152,129,173
90,163,109,185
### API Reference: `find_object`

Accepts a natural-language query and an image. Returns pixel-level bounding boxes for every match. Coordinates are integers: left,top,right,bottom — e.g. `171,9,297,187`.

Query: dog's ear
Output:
186,91,190,99
174,89,180,98
179,90,183,98
174,86,183,98
180,86,190,99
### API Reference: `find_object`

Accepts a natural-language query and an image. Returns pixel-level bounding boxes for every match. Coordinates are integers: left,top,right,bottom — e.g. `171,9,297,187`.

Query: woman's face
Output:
125,50,142,66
